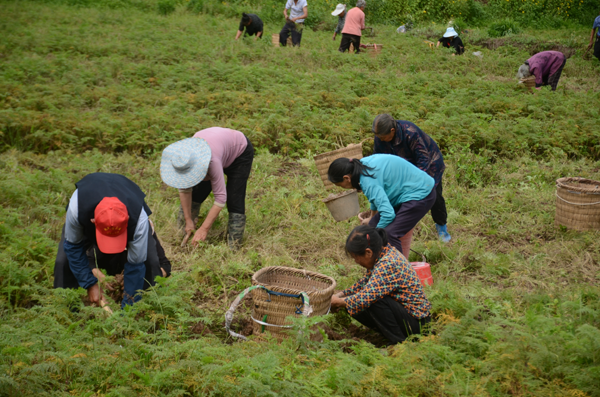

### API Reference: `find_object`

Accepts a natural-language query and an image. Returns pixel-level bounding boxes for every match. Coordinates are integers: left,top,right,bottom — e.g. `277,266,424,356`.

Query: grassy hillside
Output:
1,1,600,396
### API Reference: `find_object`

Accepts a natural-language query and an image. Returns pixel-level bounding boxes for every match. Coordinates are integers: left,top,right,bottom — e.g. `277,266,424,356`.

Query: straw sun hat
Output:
443,27,458,37
160,138,212,189
331,4,346,16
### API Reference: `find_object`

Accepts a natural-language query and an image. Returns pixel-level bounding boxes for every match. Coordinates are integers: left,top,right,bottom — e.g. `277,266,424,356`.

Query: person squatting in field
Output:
338,0,367,53
235,13,264,40
279,0,308,47
161,128,254,250
54,173,170,308
331,3,346,41
330,225,431,344
371,114,451,244
517,51,567,91
436,27,464,55
327,154,436,256
588,9,600,62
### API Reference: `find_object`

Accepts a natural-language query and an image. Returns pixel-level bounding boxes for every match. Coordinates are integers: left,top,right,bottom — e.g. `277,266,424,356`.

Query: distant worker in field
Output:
371,114,451,243
516,51,566,91
331,4,346,41
161,128,254,250
279,0,308,47
328,155,436,256
54,173,170,309
587,9,600,61
339,0,367,53
436,27,464,55
330,225,431,344
235,12,264,40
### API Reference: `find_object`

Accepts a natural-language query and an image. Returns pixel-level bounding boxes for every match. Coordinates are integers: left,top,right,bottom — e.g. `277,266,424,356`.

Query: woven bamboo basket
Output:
250,266,336,337
555,177,600,231
272,34,293,47
314,143,363,189
519,76,536,88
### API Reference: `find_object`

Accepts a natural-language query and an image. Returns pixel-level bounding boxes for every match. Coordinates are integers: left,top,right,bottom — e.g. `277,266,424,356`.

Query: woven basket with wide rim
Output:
520,76,536,88
555,177,600,231
251,266,336,337
272,34,293,47
314,143,363,189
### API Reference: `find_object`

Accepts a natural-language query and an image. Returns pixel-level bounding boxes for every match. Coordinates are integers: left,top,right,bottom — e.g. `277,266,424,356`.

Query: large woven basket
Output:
555,177,600,231
314,143,363,189
251,266,336,337
520,76,536,88
272,34,293,47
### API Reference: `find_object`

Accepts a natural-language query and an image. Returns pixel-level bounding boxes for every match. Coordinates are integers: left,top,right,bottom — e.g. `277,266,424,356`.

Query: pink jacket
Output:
341,7,365,36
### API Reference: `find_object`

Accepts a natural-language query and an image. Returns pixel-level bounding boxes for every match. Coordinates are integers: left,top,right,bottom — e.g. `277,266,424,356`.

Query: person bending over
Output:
587,9,600,62
331,3,346,41
436,27,464,55
517,51,566,91
328,154,436,257
372,114,451,243
235,13,264,40
331,225,431,345
339,0,367,53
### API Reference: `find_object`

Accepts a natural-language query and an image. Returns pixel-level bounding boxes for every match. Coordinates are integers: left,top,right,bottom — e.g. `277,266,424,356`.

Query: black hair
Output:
241,13,251,24
327,158,375,190
372,114,396,137
345,225,388,259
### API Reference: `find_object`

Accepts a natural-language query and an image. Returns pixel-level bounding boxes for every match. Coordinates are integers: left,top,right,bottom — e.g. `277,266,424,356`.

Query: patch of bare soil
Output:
473,38,577,58
191,322,213,336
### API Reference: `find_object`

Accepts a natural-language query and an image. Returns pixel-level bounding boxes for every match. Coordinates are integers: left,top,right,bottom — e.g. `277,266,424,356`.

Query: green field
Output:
1,1,600,396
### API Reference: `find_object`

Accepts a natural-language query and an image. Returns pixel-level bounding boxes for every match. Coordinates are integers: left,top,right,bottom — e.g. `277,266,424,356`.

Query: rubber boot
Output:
435,224,451,243
227,213,246,250
177,201,202,231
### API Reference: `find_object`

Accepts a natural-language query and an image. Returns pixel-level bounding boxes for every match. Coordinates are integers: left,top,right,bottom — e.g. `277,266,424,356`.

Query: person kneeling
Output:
331,225,431,344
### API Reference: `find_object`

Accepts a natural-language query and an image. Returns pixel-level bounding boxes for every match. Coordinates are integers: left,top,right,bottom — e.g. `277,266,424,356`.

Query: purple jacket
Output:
527,51,566,86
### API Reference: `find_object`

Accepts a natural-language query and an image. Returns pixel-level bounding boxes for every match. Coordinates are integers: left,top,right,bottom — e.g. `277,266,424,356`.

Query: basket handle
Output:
410,249,428,263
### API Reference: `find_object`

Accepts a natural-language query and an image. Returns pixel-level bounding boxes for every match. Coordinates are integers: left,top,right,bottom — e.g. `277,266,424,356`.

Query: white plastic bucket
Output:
323,190,360,222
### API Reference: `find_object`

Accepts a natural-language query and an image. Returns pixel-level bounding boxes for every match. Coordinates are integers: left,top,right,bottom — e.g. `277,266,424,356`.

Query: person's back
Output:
341,7,364,36
528,51,565,79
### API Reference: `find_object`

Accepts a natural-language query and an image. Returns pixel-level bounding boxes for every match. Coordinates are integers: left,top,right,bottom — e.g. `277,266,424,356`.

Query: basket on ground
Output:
272,34,293,47
314,143,363,189
251,266,336,337
555,177,600,231
519,76,536,88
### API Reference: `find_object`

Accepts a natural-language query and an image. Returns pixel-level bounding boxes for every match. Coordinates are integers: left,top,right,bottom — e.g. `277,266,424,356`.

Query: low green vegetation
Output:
1,0,600,396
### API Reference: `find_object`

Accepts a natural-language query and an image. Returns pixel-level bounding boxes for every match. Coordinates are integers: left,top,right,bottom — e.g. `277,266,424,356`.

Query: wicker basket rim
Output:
556,177,600,194
322,189,357,203
252,266,336,295
313,143,363,161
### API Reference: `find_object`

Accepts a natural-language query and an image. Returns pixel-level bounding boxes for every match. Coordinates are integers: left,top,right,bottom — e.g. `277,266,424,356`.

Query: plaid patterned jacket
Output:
373,120,445,186
343,244,431,319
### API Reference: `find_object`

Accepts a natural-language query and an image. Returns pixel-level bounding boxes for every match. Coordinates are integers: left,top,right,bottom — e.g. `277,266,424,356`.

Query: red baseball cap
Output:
94,197,129,254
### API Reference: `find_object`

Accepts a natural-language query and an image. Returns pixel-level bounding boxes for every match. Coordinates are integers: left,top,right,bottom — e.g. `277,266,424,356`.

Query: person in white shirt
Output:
279,0,308,47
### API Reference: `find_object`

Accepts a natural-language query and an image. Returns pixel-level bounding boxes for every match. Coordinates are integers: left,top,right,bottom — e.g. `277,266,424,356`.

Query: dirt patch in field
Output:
473,38,577,58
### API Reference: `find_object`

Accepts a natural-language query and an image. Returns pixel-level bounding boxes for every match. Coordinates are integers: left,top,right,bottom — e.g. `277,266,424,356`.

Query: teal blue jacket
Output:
360,154,434,228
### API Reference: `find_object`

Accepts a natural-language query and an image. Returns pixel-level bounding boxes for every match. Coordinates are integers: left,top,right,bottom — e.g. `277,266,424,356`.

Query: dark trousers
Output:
54,226,167,299
279,21,303,47
544,57,566,91
339,33,361,53
594,36,600,61
191,138,254,215
352,296,431,344
369,188,437,254
430,181,448,226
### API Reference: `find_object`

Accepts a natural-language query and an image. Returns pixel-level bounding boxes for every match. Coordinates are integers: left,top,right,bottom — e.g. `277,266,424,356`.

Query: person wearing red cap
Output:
54,173,170,308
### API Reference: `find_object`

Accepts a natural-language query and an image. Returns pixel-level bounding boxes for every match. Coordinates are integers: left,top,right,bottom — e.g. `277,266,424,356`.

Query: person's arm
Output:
283,3,289,20
193,204,223,245
179,190,195,235
192,163,226,245
256,31,263,39
345,263,398,316
235,30,243,40
589,27,598,49
405,126,433,173
341,272,370,297
126,208,149,265
360,12,365,30
363,183,396,229
530,64,543,88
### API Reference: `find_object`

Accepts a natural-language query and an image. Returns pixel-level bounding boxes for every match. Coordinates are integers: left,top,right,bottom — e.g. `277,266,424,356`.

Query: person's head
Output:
345,225,388,269
94,197,129,254
372,114,396,142
356,0,366,10
241,13,252,26
517,63,531,79
327,158,374,190
332,3,346,17
443,27,458,39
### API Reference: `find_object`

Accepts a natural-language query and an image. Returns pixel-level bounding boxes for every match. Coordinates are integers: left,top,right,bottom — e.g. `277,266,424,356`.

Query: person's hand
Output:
331,294,346,308
161,267,167,277
333,291,345,298
192,227,208,246
185,219,195,235
332,34,336,41
87,283,103,305
92,268,106,283
588,42,593,50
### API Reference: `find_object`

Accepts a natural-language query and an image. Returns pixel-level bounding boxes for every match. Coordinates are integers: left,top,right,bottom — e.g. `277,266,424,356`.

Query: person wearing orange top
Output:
338,0,368,53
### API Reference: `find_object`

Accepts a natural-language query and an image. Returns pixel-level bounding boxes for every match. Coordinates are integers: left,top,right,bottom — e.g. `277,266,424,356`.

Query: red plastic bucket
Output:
411,262,433,286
